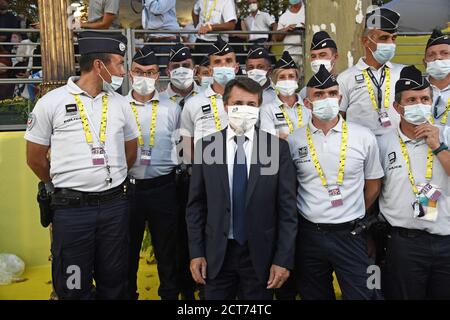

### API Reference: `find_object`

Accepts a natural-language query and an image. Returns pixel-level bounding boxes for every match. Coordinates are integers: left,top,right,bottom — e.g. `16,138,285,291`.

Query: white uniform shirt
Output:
180,84,229,145
243,10,275,41
160,82,202,114
226,126,254,239
126,90,180,180
24,77,139,192
262,85,277,107
429,79,450,128
260,94,311,136
287,117,384,224
378,126,450,235
195,0,237,42
338,58,404,136
276,5,305,65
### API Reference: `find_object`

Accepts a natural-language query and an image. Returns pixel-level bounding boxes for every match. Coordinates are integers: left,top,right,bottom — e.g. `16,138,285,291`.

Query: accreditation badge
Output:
140,148,152,166
328,185,344,207
91,147,105,166
413,183,441,222
378,111,392,128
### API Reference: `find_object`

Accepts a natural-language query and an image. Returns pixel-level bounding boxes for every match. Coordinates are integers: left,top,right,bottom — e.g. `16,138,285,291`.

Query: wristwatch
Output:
432,142,448,155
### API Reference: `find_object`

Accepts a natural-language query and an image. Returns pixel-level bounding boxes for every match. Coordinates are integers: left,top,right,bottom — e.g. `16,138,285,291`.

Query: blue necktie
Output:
232,135,248,245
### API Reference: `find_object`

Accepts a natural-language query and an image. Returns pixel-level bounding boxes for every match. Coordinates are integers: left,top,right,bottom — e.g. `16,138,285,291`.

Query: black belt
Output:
52,180,128,207
391,226,446,239
299,215,359,231
131,171,175,189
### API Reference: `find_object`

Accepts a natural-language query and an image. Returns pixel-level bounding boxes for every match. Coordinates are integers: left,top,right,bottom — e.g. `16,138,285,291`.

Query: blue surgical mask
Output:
311,97,340,121
426,59,450,80
368,38,396,65
213,67,236,87
100,61,123,92
289,0,301,5
403,103,432,125
200,76,214,90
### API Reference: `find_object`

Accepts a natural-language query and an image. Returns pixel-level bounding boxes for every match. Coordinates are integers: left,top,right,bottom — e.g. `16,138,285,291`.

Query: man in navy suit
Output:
186,77,298,300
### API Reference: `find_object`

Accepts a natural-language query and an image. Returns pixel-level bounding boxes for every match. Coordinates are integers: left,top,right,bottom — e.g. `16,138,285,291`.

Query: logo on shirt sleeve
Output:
388,151,396,164
27,113,36,131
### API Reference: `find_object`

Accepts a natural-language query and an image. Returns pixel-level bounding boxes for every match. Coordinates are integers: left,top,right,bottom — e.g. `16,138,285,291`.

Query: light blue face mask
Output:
426,59,450,80
311,97,340,121
403,104,432,125
289,0,301,5
100,61,123,92
213,67,236,87
200,76,214,90
368,38,396,65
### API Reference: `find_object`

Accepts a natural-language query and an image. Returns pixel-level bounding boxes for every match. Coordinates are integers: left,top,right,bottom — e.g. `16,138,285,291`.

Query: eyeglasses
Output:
132,70,159,77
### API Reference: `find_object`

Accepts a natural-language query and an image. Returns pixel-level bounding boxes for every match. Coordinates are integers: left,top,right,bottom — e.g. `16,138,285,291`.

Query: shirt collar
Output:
126,89,159,106
308,115,344,134
397,125,427,145
205,83,222,98
276,93,302,109
427,76,450,92
355,57,392,71
166,82,201,99
67,76,109,99
227,125,255,144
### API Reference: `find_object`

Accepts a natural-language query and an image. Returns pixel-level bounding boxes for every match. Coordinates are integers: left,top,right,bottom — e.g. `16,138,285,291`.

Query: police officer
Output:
196,56,214,91
260,51,311,139
245,45,276,105
126,47,181,300
287,65,384,300
25,31,139,300
162,43,201,300
424,29,450,128
338,7,404,136
162,43,201,109
300,31,339,100
180,37,236,162
378,65,450,299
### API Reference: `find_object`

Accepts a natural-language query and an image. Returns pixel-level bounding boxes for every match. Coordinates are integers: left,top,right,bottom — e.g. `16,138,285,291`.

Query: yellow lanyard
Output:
280,103,303,134
306,120,348,187
210,95,222,131
362,67,391,111
398,134,434,195
203,0,218,22
74,94,108,145
437,98,450,125
130,101,159,148
169,91,197,104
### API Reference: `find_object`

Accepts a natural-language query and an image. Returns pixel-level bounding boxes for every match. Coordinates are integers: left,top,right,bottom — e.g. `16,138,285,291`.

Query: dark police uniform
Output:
24,32,139,299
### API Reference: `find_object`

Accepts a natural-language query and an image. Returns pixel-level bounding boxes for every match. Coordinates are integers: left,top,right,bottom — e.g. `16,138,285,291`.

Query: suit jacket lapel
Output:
219,129,231,204
246,128,261,208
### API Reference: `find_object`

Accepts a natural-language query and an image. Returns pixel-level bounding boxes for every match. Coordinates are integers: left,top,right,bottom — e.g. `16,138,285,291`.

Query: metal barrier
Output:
0,26,305,131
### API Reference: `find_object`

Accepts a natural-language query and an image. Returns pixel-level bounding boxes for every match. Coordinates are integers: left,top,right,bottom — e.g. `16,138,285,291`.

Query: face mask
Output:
213,67,236,87
275,80,298,97
289,0,300,5
426,59,450,80
200,76,214,90
228,105,260,135
247,69,268,86
249,3,258,12
403,103,432,125
368,38,396,65
311,59,333,74
132,76,156,96
100,62,123,92
311,97,340,121
170,67,194,90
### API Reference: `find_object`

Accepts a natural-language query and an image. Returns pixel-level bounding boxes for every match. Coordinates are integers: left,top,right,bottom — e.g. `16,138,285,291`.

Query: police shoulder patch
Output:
27,113,36,131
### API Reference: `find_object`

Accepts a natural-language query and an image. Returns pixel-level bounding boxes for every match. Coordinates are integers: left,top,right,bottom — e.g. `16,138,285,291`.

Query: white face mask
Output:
426,59,450,80
100,61,123,92
227,105,260,135
170,67,194,90
132,76,156,96
200,76,214,89
311,97,340,121
249,3,258,12
403,103,432,125
247,69,268,86
275,80,298,97
311,59,333,74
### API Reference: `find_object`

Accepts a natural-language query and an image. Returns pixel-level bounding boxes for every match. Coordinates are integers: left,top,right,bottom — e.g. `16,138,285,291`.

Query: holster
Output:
37,182,53,228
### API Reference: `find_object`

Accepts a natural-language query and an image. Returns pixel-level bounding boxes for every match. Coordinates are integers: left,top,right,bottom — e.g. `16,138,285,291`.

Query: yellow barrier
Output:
0,132,50,267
